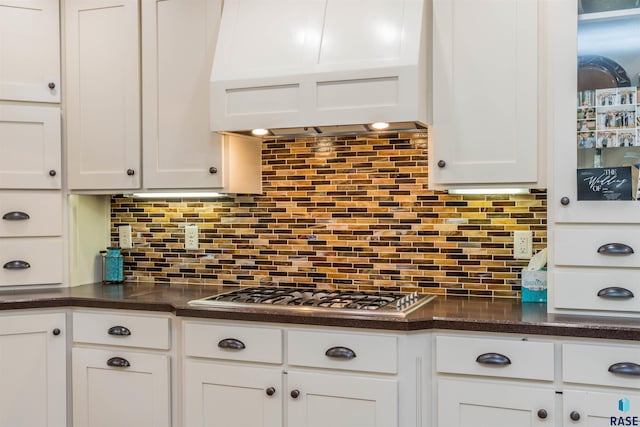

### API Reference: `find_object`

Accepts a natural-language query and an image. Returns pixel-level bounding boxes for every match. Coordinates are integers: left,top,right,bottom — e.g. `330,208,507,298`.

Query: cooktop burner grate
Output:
189,286,436,317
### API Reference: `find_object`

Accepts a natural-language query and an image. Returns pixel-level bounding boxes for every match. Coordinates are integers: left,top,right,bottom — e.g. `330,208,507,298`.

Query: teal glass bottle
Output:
102,247,124,284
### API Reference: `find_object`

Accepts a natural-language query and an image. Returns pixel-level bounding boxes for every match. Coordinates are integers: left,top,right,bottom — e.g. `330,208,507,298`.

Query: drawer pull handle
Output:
3,260,30,270
597,287,634,300
2,211,30,221
218,338,246,350
108,326,131,336
597,243,634,256
475,352,512,366
608,362,640,376
325,346,357,360
107,357,130,368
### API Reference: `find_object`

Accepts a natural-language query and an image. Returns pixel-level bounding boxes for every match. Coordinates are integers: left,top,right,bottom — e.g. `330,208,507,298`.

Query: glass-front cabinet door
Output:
550,0,640,223
577,1,640,200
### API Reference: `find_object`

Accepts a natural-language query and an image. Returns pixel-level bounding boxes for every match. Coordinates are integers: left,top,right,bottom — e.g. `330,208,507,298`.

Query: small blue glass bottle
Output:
101,247,124,284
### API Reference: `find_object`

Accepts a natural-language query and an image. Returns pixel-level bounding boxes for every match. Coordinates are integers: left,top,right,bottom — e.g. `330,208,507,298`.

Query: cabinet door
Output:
73,347,170,427
0,0,60,102
431,0,540,187
184,360,282,427
287,370,398,427
563,390,640,427
0,105,61,189
65,0,141,190
141,0,224,189
0,312,66,427
438,379,555,427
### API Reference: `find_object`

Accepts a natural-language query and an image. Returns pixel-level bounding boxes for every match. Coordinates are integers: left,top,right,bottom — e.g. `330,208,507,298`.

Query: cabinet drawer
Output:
564,343,640,389
436,335,554,381
0,191,62,237
73,311,170,350
184,321,282,364
555,225,640,267
0,237,63,286
554,268,640,312
287,330,397,374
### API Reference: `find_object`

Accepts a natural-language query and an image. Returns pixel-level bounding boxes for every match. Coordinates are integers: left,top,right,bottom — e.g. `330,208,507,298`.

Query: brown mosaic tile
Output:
111,133,547,297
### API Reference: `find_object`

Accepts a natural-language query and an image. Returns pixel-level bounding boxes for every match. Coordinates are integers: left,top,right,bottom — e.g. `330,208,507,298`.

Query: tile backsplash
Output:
111,133,546,297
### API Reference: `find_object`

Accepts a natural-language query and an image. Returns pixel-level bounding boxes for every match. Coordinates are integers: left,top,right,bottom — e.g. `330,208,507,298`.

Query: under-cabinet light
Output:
371,122,390,130
448,188,531,195
126,192,223,199
251,128,269,136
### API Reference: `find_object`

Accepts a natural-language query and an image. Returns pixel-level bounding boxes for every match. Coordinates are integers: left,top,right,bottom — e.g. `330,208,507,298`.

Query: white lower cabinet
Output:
287,370,397,427
438,379,555,427
0,312,66,427
435,334,556,427
72,309,172,427
182,320,411,427
563,390,640,427
72,347,171,427
184,360,282,427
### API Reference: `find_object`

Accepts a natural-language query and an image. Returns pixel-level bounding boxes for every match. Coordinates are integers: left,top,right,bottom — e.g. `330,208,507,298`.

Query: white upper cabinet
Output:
430,0,543,188
549,1,640,223
0,104,61,189
65,0,262,193
65,0,141,190
141,0,224,189
0,0,60,103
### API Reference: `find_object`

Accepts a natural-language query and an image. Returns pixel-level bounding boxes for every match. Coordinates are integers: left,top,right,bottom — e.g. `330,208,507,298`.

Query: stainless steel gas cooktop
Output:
188,286,437,317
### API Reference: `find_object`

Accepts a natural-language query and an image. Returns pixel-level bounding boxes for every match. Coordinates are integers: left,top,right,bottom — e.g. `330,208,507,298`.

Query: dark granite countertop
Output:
1,282,639,340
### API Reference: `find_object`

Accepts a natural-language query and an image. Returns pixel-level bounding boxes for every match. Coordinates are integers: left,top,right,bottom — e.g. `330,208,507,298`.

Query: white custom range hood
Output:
210,0,431,137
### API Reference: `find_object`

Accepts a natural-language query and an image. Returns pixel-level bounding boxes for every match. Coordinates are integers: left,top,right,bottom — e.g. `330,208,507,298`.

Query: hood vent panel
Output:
210,0,431,136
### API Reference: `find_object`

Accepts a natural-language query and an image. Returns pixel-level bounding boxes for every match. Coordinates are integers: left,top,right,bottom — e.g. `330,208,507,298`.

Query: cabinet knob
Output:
537,409,548,419
49,169,57,177
265,387,276,396
290,389,300,399
437,160,446,168
48,82,56,89
560,196,570,206
52,328,61,336
209,166,218,174
126,169,135,176
570,411,580,421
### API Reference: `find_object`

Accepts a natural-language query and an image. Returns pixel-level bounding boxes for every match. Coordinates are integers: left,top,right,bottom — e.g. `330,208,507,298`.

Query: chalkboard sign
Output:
577,167,633,200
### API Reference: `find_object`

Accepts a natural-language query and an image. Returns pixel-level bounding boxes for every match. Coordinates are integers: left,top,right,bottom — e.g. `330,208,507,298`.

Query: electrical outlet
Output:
514,230,533,259
185,225,199,250
119,225,132,249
